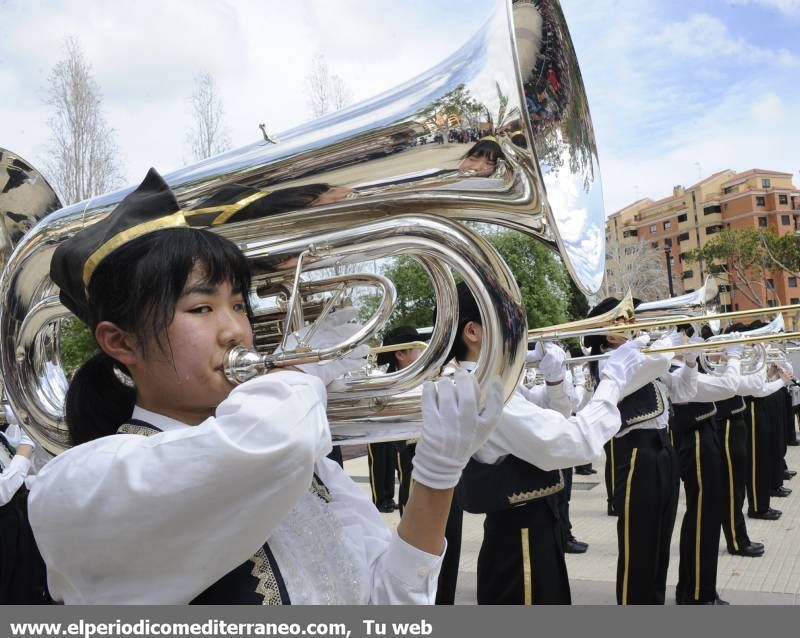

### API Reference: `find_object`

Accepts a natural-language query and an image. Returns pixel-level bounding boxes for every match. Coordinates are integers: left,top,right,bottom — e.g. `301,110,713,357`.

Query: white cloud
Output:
0,0,491,187
654,13,798,66
727,0,800,17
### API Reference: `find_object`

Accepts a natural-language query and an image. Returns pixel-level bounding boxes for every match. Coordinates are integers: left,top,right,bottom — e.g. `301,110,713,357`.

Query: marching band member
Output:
554,358,591,554
737,354,792,522
376,325,463,606
584,299,697,606
669,332,743,605
0,414,50,603
452,284,667,605
27,169,505,605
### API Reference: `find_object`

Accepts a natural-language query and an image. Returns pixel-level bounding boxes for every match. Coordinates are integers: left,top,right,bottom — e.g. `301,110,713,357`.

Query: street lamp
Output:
664,246,675,297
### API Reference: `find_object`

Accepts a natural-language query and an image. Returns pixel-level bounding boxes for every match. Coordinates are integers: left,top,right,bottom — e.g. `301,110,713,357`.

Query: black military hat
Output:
50,168,187,323
376,325,428,368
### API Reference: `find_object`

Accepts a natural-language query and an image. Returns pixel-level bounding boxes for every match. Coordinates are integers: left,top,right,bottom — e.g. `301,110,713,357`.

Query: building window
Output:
677,232,690,242
767,299,776,307
762,178,771,188
682,270,694,279
703,205,722,215
789,277,797,288
678,213,688,222
779,194,788,205
792,298,800,305
664,237,673,247
734,304,739,311
766,279,774,290
623,229,638,238
719,284,731,292
663,221,672,230
723,186,735,194
706,225,722,235
758,217,768,227
684,288,695,293
782,215,791,225
756,196,766,206
651,241,658,249
678,251,687,262
710,264,727,274
650,224,657,233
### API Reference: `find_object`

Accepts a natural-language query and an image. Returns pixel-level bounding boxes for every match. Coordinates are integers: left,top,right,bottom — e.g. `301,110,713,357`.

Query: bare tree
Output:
187,72,231,161
604,241,672,301
305,54,353,118
43,38,121,205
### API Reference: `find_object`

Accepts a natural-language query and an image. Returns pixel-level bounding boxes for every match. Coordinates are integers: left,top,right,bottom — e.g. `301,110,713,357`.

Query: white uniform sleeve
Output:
474,379,622,470
735,365,786,397
314,458,443,604
0,455,31,506
691,360,741,403
29,371,330,604
661,364,698,403
519,381,572,417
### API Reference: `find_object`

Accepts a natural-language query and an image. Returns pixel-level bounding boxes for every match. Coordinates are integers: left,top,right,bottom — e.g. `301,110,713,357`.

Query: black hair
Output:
725,322,747,334
448,282,482,363
677,323,695,338
230,184,331,222
65,227,252,445
700,324,713,340
462,139,506,165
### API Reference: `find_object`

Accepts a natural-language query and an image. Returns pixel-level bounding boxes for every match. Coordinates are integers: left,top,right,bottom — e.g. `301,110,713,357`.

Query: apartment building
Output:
605,169,800,314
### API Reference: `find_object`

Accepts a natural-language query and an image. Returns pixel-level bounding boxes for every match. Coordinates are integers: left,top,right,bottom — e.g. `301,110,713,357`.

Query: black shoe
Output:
575,467,593,476
565,538,588,554
748,508,782,520
377,500,396,513
771,486,791,497
784,470,797,480
729,543,765,557
676,594,729,605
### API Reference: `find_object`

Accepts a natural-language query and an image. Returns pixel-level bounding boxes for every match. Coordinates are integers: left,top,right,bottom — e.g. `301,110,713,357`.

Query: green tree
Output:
369,230,572,334
687,227,792,306
59,318,97,376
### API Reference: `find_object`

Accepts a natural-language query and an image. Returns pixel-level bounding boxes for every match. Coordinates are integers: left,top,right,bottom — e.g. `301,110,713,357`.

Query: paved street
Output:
344,442,800,605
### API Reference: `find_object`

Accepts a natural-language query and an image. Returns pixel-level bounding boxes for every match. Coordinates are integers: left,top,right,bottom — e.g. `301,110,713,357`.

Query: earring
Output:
113,366,136,389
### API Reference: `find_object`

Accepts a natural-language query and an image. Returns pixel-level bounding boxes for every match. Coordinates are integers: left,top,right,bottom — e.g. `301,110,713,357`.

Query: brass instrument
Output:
0,149,63,426
0,0,607,453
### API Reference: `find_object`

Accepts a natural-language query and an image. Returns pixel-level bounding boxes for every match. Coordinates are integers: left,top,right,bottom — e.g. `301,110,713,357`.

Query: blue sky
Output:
563,0,800,211
1,0,797,215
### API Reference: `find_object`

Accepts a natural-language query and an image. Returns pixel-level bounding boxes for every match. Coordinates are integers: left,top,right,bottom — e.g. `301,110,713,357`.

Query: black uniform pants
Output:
746,399,773,515
604,438,617,513
395,441,462,605
396,442,415,515
720,414,752,551
674,424,722,603
769,390,789,490
477,495,570,605
367,442,396,506
613,429,679,605
557,467,574,541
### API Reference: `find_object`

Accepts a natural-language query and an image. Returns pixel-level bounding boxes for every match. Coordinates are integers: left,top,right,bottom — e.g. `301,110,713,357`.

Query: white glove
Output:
526,342,565,383
724,333,743,359
779,361,794,380
601,335,671,398
282,308,370,387
2,423,36,452
412,369,504,489
683,336,704,365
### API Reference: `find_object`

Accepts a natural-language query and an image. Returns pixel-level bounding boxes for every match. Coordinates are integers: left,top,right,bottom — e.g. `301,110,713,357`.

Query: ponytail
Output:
65,352,136,445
